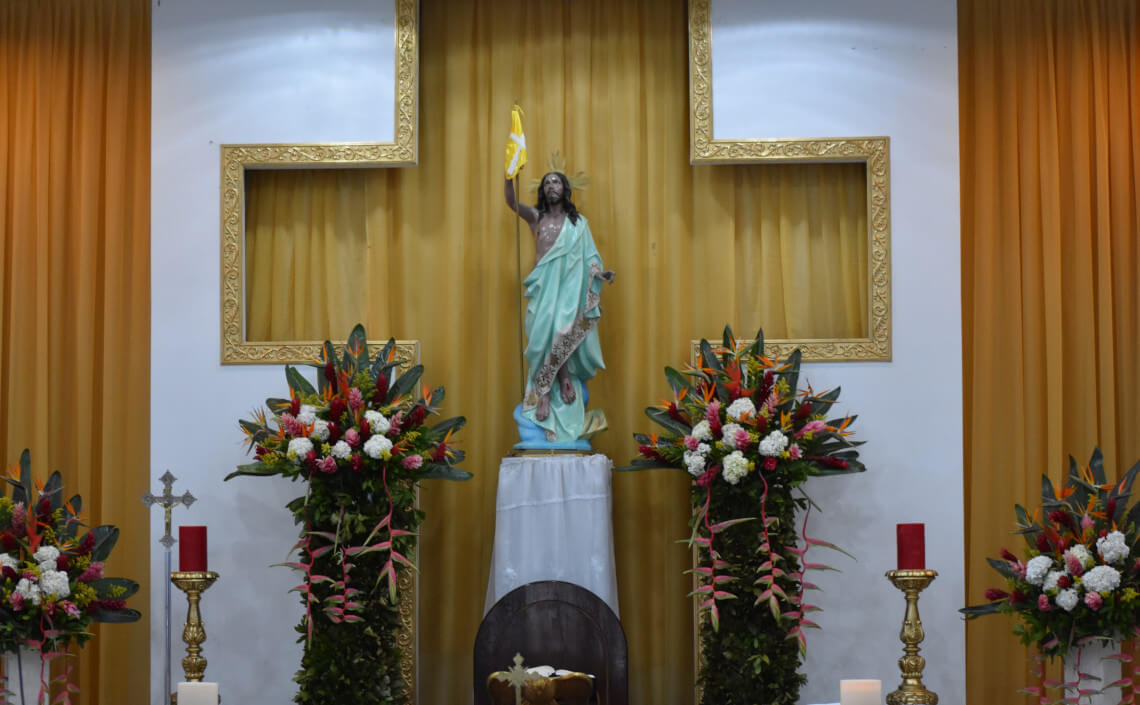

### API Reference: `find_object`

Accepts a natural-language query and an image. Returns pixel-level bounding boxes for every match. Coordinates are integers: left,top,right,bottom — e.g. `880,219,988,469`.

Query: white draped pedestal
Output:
483,454,619,616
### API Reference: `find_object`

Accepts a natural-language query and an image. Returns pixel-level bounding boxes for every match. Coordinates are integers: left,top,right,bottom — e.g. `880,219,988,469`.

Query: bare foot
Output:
560,377,576,404
536,392,551,421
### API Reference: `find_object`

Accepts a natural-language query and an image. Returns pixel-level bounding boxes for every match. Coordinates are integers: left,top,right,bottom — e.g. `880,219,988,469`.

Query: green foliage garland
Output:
621,327,865,705
229,325,470,705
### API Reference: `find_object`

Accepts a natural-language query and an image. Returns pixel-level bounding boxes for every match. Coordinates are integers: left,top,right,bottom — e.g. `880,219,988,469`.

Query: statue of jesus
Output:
505,172,615,448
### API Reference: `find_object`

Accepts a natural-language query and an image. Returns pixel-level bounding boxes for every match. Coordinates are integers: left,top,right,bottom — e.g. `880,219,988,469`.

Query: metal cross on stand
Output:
494,653,537,705
142,470,196,548
142,470,196,705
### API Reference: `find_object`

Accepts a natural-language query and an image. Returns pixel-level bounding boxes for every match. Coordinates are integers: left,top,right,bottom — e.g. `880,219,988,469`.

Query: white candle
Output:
177,682,219,705
840,679,882,705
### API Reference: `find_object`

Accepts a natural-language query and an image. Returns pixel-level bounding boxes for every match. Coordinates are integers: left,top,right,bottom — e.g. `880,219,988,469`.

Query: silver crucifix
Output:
142,470,195,705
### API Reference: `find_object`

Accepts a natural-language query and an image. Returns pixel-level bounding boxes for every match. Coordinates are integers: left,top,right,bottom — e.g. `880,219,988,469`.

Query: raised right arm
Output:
505,179,539,226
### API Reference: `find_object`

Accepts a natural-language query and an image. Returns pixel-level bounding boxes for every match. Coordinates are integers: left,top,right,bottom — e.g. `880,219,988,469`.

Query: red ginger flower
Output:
290,397,300,416
1000,547,1018,562
324,360,336,385
1057,574,1072,589
409,405,427,428
984,588,1009,601
1009,589,1027,604
695,465,720,488
374,375,389,404
1035,533,1052,553
431,443,448,462
639,445,662,461
329,397,346,422
793,400,813,421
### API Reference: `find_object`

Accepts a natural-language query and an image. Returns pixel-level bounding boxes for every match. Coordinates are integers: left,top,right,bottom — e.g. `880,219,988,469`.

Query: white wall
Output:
711,1,963,704
150,2,394,704
152,1,962,703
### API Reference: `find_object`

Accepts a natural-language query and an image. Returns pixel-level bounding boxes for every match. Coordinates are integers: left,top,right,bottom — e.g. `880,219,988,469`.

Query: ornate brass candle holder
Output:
885,569,938,705
171,571,219,682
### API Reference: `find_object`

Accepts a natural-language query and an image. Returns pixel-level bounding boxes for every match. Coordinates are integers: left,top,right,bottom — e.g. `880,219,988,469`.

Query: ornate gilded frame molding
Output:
687,0,891,362
220,0,419,364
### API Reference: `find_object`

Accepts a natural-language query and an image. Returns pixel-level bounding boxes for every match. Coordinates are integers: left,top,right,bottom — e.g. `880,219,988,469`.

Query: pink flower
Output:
706,402,722,436
695,465,720,488
61,601,81,618
684,436,699,451
1081,515,1095,531
1085,592,1103,610
22,570,35,581
344,429,361,448
317,456,337,474
1064,552,1084,576
9,592,23,611
79,562,104,582
763,457,778,472
1015,562,1027,580
347,387,364,412
788,443,802,460
1037,594,1051,611
401,455,423,470
280,413,304,437
388,411,404,435
11,503,26,535
795,420,826,438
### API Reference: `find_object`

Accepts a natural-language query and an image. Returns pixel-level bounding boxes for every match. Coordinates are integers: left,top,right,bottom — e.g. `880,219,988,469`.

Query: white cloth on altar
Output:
483,454,619,616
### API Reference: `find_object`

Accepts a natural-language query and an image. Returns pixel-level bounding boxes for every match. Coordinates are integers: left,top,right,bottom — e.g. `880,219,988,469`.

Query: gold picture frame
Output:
220,0,419,364
687,0,891,362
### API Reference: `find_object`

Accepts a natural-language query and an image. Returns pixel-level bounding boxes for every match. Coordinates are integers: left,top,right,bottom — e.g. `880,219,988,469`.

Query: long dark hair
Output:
535,171,579,225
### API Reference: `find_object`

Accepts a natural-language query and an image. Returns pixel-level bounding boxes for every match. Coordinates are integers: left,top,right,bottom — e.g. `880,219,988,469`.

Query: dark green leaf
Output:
646,407,691,437
424,416,466,439
285,365,316,398
12,449,31,505
42,471,63,511
615,459,681,472
420,464,472,481
960,602,1005,619
665,367,690,397
986,557,1018,579
346,324,369,372
388,365,424,402
92,607,142,623
87,525,119,562
1088,447,1106,486
90,577,140,600
224,462,281,481
780,349,803,399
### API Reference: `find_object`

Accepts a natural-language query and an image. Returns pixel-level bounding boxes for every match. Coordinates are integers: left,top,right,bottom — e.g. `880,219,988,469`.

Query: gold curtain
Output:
961,2,1140,703
0,1,150,703
243,1,867,702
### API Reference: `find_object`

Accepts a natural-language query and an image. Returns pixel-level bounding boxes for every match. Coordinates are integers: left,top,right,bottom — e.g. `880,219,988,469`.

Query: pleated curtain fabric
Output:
960,2,1140,703
241,1,867,703
0,1,151,704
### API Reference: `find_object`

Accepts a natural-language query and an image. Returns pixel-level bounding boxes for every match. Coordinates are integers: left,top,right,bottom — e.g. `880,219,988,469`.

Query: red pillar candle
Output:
896,523,925,570
179,526,208,572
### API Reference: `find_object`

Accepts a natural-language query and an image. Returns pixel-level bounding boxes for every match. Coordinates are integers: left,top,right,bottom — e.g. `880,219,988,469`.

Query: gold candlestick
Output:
171,571,219,682
885,569,938,705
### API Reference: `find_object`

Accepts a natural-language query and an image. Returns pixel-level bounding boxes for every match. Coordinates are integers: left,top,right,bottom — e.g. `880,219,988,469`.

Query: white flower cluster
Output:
297,405,318,425
1025,555,1054,585
720,423,745,450
1082,564,1122,594
1067,544,1094,570
364,435,393,460
40,570,70,599
365,410,391,434
726,398,756,422
722,451,750,485
331,441,352,460
0,554,16,571
1043,570,1065,593
758,430,789,457
1097,531,1129,564
690,420,712,442
683,443,712,477
311,419,330,442
14,578,40,606
33,546,59,565
288,437,314,463
1056,588,1079,612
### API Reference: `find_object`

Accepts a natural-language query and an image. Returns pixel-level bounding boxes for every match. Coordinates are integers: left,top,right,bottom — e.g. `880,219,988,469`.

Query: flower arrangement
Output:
228,325,470,705
0,449,141,703
622,327,865,705
963,448,1140,668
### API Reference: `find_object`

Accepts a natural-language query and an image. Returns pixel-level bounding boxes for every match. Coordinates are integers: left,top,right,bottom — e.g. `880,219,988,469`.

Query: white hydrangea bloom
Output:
0,554,17,570
696,442,711,456
330,441,352,460
690,420,712,442
1097,531,1129,564
726,398,756,422
32,546,59,565
363,435,393,460
1068,544,1094,569
297,405,318,425
1055,588,1079,612
1025,555,1054,585
287,437,314,463
758,430,789,457
311,419,330,442
1082,565,1122,594
365,410,391,434
38,562,57,576
40,570,70,599
1043,570,1066,594
684,451,706,477
14,578,41,606
720,423,745,450
722,451,750,485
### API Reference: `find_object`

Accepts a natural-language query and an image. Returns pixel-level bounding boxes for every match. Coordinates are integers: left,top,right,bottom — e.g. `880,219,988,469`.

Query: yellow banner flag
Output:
504,104,527,179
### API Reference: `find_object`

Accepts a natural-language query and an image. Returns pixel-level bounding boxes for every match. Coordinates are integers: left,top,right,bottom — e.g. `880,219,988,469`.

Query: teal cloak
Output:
520,214,606,443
